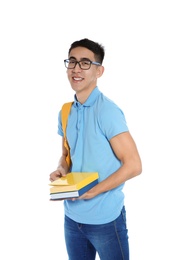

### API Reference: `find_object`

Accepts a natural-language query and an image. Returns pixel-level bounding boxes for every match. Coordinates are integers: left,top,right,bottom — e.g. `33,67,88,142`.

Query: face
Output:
66,47,104,99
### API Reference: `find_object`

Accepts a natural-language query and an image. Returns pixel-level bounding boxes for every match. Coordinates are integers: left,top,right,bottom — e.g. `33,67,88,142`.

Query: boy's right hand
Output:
49,166,67,182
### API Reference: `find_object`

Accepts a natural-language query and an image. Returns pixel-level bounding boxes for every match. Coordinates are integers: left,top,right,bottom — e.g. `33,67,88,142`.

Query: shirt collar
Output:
73,87,101,108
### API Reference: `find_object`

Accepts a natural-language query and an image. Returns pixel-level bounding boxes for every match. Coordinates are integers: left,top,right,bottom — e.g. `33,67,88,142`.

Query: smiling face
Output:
67,47,104,103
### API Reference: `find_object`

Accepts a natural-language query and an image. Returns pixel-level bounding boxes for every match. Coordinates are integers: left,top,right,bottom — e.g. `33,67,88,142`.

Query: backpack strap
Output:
61,102,73,167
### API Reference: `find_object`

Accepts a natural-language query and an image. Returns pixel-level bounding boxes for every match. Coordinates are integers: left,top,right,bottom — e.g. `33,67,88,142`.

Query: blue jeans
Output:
64,206,129,260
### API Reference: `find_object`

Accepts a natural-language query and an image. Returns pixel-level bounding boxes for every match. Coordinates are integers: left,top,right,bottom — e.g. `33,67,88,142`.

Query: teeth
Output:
74,77,82,81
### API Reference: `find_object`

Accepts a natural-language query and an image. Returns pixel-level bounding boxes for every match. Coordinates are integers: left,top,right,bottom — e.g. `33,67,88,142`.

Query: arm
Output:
49,137,70,182
78,131,142,200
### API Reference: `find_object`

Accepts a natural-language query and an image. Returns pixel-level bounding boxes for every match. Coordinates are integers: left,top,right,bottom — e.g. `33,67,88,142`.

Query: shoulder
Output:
96,93,125,118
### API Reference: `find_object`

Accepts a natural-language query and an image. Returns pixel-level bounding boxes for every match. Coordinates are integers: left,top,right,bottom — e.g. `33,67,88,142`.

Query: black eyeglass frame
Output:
64,59,101,70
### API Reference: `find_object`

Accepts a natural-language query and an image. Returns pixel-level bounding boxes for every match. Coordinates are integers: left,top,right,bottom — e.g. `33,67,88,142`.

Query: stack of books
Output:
49,172,99,200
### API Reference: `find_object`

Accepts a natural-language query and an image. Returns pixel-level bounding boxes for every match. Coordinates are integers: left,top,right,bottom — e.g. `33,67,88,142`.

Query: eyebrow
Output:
69,56,91,61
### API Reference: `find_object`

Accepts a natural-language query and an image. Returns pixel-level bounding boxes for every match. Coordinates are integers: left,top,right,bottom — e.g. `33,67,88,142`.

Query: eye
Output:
81,60,90,66
69,60,76,64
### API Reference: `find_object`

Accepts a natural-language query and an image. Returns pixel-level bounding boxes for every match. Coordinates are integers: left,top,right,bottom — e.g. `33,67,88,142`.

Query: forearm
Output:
97,164,141,194
81,161,142,200
49,154,70,182
57,154,69,174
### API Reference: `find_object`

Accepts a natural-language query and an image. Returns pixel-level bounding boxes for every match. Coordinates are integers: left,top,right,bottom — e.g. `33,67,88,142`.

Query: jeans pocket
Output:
121,206,127,223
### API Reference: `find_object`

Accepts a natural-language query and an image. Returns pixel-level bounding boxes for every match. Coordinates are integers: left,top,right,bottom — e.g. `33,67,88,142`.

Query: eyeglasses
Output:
64,59,101,70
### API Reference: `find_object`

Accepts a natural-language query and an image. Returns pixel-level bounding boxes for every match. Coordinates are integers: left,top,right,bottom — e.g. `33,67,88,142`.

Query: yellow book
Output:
49,172,99,193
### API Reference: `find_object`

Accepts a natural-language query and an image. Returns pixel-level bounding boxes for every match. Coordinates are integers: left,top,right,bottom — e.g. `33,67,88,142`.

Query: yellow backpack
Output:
61,102,73,167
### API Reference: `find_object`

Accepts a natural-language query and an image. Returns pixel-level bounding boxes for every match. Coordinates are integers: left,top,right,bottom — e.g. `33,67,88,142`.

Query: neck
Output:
76,86,96,104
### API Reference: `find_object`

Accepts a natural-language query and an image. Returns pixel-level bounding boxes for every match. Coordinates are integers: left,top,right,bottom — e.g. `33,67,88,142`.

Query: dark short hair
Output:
68,38,105,64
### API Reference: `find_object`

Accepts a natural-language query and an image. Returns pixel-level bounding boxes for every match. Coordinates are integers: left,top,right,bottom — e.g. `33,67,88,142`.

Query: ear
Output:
96,65,104,78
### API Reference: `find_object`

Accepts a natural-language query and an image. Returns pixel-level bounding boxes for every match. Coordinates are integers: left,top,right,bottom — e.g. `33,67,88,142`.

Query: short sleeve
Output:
98,102,129,140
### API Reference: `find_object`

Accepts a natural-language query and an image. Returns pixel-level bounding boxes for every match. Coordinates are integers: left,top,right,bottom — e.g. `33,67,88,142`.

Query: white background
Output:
0,0,173,259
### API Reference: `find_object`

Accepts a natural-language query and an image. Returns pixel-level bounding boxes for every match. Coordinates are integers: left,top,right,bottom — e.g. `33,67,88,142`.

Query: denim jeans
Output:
64,206,129,260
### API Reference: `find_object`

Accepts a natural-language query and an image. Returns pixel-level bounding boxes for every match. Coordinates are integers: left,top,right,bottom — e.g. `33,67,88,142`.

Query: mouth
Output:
72,77,83,81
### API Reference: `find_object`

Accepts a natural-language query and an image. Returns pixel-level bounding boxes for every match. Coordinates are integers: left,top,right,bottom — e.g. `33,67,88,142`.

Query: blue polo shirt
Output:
58,87,129,224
